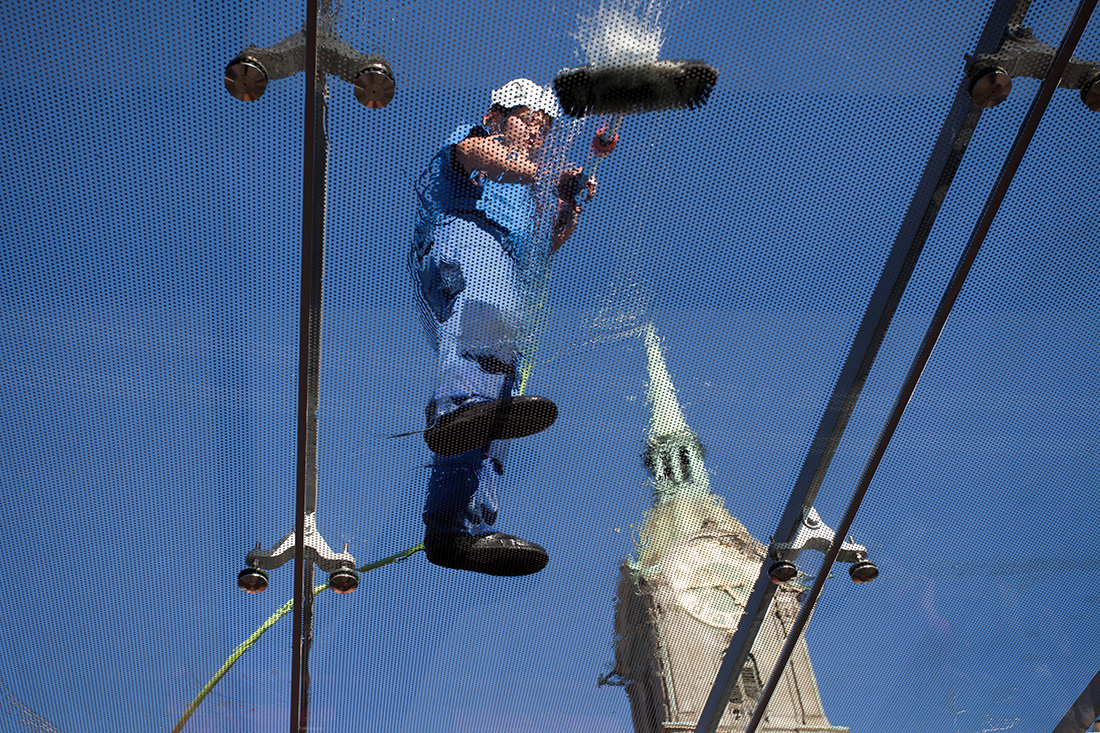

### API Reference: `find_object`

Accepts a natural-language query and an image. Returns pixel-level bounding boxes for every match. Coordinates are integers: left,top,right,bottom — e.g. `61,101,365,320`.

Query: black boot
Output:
424,532,549,576
424,395,558,457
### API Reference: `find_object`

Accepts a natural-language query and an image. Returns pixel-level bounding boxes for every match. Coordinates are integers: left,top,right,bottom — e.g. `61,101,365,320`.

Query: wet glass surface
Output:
1,0,1098,731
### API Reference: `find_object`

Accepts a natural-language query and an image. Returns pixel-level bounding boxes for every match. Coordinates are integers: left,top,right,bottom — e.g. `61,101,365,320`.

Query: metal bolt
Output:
225,58,268,102
238,567,269,594
354,63,395,108
329,567,359,594
969,67,1012,109
1082,76,1100,112
768,560,798,584
848,560,879,584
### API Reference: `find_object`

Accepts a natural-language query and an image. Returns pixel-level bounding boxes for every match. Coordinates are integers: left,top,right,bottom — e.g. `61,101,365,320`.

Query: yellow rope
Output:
172,543,424,733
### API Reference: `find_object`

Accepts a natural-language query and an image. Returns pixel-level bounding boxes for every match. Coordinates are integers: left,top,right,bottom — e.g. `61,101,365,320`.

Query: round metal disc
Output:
237,567,269,593
225,60,268,102
768,560,798,584
329,569,359,594
849,560,879,584
969,67,1011,109
1082,76,1100,113
354,65,395,109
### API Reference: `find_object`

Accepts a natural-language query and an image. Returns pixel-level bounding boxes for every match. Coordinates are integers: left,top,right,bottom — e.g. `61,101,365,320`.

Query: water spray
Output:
552,0,717,208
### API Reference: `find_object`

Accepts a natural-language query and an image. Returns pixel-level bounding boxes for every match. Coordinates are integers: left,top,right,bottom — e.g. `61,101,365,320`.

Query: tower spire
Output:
644,323,691,441
642,323,710,505
634,324,751,568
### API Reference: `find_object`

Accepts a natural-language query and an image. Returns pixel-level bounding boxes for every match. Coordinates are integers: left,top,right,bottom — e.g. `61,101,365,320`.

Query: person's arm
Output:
550,202,582,254
454,136,539,184
549,168,597,254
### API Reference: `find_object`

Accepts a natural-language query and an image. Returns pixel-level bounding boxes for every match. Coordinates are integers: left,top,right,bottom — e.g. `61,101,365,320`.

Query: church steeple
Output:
642,324,709,502
644,323,690,442
633,324,750,569
610,324,847,733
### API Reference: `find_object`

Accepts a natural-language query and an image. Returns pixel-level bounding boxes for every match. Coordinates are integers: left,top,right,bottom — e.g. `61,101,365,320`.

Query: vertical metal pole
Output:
298,562,315,732
740,0,1097,727
290,0,320,729
293,0,334,727
297,68,329,733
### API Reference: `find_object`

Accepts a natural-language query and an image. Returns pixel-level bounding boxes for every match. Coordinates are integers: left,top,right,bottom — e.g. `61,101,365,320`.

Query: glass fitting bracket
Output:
770,507,868,565
965,24,1100,110
225,26,395,107
246,511,356,575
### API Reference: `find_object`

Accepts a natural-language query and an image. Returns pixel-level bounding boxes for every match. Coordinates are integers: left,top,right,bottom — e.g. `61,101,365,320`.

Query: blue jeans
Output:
410,215,524,536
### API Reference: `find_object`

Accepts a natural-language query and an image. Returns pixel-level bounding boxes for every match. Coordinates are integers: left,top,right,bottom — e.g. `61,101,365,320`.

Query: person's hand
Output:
557,168,597,203
492,134,524,159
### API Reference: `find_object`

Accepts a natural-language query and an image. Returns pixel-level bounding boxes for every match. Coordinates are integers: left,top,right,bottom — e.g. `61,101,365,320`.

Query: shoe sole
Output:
426,396,558,456
457,544,549,576
424,538,549,577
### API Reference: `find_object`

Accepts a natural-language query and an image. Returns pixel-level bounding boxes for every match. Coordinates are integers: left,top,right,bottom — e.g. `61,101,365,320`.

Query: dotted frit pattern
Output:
0,0,1097,732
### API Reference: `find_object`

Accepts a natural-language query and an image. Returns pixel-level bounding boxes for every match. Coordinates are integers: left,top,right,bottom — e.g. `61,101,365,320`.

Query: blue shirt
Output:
415,125,538,265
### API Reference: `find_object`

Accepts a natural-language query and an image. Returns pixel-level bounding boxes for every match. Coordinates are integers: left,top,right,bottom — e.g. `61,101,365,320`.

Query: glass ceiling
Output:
1,0,1098,731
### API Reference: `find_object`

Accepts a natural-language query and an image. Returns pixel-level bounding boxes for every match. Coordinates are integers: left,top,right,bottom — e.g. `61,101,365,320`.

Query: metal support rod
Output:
289,0,321,729
742,0,1096,728
298,562,316,731
294,77,329,732
692,0,1030,730
1052,668,1100,733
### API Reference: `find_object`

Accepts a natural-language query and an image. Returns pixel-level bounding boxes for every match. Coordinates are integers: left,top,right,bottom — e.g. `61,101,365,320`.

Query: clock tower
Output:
607,324,847,733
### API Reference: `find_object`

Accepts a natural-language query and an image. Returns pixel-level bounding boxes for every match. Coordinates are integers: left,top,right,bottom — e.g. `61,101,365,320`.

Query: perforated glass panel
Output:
1,0,1098,731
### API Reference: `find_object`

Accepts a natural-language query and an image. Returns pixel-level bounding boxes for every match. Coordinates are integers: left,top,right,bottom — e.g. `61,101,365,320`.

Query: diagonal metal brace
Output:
692,1,1031,731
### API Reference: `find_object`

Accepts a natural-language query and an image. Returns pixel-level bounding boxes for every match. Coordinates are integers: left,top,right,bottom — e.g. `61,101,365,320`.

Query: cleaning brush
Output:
553,60,718,117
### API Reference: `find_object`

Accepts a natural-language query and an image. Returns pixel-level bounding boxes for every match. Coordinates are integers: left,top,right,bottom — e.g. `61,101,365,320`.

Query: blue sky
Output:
1,0,1098,731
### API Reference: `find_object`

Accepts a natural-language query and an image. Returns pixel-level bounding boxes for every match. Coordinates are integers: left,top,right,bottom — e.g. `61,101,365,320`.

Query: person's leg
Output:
430,218,522,418
421,418,547,577
421,439,506,536
419,219,521,531
420,219,556,460
409,219,549,575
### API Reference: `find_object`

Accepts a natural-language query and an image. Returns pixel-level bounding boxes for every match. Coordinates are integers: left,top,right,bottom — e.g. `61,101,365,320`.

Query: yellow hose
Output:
172,543,423,732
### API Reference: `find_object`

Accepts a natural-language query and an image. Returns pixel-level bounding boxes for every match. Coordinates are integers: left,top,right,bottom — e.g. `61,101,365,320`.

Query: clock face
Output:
665,537,757,629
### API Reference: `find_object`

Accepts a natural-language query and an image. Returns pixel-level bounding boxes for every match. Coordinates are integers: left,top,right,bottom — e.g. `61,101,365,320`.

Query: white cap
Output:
490,78,562,119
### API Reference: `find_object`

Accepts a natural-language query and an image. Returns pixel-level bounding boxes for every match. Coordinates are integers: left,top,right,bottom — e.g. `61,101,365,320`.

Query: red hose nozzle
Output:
591,127,619,156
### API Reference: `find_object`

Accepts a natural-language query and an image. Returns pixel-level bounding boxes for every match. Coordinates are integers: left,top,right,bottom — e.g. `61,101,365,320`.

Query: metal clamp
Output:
965,24,1100,109
225,28,394,107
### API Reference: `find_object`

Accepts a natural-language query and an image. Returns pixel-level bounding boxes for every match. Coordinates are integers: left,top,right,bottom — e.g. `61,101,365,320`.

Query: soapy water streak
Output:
573,0,666,68
0,681,65,733
522,0,669,354
514,0,672,364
